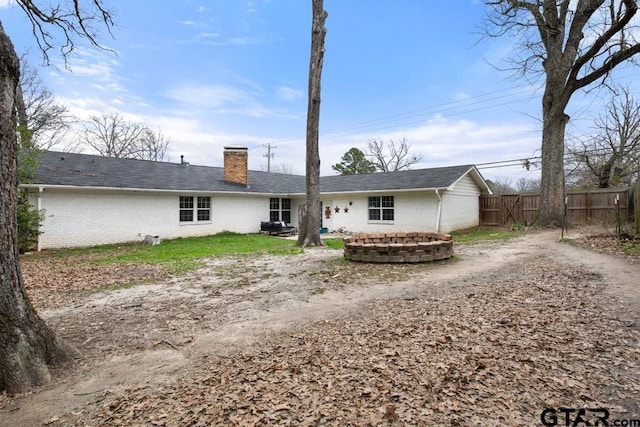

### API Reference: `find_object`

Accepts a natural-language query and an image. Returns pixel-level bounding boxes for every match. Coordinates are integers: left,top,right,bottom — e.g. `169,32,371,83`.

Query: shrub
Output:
17,192,43,253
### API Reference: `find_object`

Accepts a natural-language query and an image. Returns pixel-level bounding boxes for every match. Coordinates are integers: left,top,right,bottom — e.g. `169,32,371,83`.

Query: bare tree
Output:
0,1,114,393
487,177,516,195
136,127,169,161
516,177,540,193
568,86,640,188
18,56,75,150
270,163,297,174
81,113,144,158
81,113,169,161
484,0,640,226
366,137,422,172
297,0,327,247
16,0,114,66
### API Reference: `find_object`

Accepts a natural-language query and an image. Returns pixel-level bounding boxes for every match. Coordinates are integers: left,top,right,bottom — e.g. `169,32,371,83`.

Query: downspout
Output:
37,187,43,252
435,189,442,233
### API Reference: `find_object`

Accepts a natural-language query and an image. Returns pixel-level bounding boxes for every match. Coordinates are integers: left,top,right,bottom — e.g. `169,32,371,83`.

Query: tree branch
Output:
16,0,115,66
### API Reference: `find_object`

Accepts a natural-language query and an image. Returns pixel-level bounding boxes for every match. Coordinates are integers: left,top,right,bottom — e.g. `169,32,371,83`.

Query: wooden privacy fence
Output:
480,188,632,227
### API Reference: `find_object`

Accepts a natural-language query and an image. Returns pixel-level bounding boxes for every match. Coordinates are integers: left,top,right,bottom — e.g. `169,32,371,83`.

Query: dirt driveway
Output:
2,229,639,426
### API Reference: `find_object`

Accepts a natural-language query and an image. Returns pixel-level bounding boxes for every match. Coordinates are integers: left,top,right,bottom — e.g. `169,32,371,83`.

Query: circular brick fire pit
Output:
343,232,453,263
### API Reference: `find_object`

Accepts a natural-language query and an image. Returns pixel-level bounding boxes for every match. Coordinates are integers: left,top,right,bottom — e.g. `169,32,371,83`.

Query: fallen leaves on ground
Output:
573,232,640,264
11,230,640,426
81,259,639,426
20,253,166,310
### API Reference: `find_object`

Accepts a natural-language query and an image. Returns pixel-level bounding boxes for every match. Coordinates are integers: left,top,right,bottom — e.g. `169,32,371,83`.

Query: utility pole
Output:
263,143,276,172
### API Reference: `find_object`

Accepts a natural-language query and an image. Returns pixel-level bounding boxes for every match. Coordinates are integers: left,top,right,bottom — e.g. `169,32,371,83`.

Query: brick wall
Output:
343,232,453,263
223,146,248,186
35,189,268,249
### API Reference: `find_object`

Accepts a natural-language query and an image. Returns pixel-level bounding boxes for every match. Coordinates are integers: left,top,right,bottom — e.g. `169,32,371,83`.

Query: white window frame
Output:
368,195,394,223
179,196,211,224
269,198,292,224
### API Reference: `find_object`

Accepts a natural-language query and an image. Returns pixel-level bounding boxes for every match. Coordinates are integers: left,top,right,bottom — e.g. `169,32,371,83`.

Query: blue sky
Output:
2,1,638,183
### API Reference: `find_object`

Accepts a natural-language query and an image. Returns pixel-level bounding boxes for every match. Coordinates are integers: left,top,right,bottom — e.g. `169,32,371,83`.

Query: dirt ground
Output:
1,228,639,426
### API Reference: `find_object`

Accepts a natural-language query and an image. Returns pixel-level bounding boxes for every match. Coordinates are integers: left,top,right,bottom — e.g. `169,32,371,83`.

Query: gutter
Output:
435,189,443,233
19,184,303,198
20,184,450,198
37,187,43,252
319,187,449,196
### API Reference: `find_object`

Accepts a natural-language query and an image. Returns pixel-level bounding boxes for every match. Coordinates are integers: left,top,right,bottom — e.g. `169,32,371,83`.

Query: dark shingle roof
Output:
29,151,485,195
31,151,305,194
318,165,477,193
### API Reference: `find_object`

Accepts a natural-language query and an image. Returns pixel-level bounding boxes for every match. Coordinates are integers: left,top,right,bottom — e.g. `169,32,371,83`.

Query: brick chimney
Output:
223,145,248,186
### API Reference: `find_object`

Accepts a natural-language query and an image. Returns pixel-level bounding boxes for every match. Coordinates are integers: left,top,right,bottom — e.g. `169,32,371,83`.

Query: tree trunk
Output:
538,53,571,227
1,22,76,394
538,107,569,226
599,158,616,189
297,0,327,247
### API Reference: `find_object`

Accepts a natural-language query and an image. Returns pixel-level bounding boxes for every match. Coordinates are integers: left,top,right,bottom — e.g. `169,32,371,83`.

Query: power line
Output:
245,68,640,172
318,88,539,139
252,85,543,149
252,66,640,151
474,143,640,173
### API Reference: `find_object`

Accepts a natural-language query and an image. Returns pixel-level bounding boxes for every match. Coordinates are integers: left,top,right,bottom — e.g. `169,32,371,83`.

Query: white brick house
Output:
21,147,492,250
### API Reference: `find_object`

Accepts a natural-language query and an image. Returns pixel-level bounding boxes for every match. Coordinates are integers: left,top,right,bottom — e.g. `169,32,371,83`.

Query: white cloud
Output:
163,83,298,119
56,96,116,120
165,84,255,108
200,36,266,46
53,48,126,94
310,117,541,181
276,86,304,101
197,32,220,39
146,116,273,168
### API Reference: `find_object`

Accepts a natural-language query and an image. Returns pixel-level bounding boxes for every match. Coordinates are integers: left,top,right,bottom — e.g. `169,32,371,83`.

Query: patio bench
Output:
260,221,298,236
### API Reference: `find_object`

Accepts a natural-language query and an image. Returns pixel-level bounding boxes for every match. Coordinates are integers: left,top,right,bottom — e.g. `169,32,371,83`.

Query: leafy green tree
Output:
332,147,376,175
17,127,44,253
17,192,43,253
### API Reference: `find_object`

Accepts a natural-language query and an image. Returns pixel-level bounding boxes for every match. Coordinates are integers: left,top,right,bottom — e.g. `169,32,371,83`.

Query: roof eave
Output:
320,187,450,196
20,183,307,197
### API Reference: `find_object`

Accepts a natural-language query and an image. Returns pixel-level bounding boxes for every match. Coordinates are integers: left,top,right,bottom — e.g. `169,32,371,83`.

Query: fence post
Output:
615,193,620,238
562,196,568,238
635,181,640,235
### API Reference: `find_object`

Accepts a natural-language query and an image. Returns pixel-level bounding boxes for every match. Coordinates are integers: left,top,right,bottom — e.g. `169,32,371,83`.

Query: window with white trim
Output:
368,195,394,221
197,196,211,221
270,198,291,223
179,196,211,222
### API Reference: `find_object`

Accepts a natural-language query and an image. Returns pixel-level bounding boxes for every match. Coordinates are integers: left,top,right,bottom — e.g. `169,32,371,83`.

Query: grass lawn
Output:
40,232,346,273
30,227,530,277
450,226,526,244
